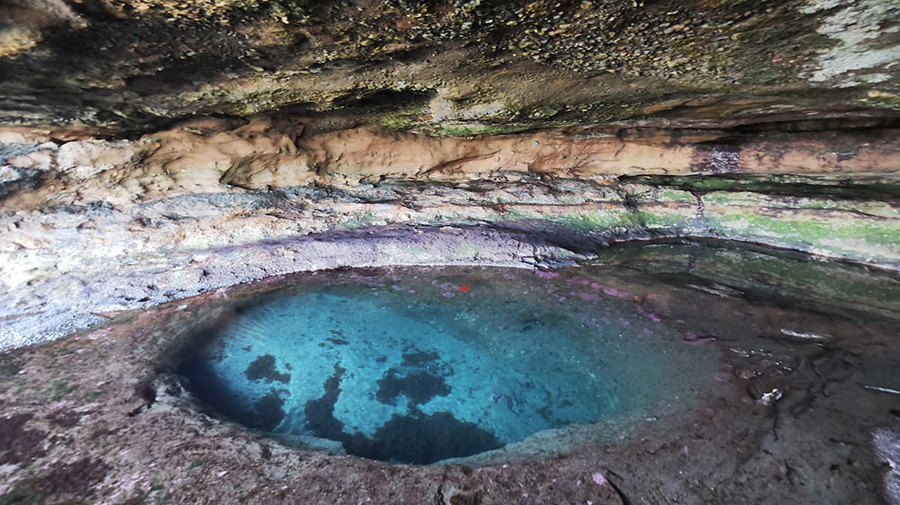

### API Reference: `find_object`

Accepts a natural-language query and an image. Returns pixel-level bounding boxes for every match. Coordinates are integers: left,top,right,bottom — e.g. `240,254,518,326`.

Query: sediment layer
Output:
2,119,898,349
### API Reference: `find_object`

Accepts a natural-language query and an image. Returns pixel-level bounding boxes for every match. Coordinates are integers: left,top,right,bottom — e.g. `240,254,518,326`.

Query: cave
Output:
1,0,899,503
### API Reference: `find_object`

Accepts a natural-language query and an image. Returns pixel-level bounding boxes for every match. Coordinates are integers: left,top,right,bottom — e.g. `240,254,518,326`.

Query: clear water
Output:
179,267,719,464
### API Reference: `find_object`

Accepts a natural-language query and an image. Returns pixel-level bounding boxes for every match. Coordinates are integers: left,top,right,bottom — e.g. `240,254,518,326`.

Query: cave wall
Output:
1,0,899,134
1,0,899,349
1,4,900,502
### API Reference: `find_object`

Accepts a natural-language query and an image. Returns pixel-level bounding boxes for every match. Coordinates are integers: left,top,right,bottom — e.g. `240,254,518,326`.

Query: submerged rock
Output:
1,0,899,503
1,259,898,503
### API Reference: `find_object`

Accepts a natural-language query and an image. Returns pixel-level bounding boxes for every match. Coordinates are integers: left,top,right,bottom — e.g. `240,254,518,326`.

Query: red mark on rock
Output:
458,285,471,293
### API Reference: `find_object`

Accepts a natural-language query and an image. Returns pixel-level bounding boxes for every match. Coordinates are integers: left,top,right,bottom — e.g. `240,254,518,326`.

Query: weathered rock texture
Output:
1,1,900,503
2,116,899,348
0,0,898,344
1,0,899,134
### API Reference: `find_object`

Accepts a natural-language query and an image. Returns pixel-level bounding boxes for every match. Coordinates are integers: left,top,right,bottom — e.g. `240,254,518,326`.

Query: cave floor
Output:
1,241,899,505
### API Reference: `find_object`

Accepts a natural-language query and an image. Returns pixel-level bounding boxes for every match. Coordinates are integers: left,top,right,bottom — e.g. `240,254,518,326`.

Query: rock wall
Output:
1,3,900,503
2,0,899,134
1,116,899,349
1,0,899,348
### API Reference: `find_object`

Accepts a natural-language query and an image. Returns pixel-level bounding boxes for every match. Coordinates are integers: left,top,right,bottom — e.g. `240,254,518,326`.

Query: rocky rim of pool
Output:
3,1,900,500
1,236,899,504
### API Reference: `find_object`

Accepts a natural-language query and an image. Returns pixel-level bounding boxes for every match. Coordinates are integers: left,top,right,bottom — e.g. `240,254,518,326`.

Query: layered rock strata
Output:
1,118,898,349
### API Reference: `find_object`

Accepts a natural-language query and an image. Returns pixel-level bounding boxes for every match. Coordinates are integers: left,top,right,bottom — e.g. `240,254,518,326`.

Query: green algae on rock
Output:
1,1,900,503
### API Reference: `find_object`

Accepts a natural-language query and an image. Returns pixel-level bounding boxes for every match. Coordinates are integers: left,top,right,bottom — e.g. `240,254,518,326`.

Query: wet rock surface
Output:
1,0,899,503
0,249,898,504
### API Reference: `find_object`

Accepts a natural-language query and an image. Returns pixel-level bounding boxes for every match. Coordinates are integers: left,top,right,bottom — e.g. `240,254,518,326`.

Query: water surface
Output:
180,265,720,464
